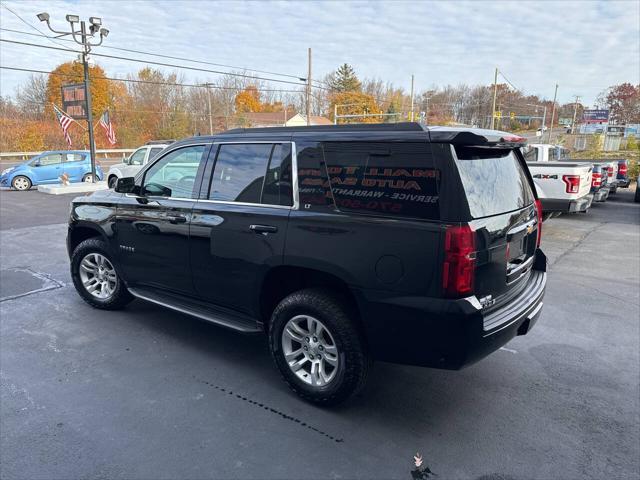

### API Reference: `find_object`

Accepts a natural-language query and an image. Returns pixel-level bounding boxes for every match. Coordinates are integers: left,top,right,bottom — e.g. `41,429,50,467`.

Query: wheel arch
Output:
67,223,110,257
11,173,33,188
258,265,363,334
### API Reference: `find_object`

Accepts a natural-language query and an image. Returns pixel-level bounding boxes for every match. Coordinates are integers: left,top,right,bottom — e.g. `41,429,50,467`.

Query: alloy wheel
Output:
281,315,340,387
79,253,117,299
12,177,30,190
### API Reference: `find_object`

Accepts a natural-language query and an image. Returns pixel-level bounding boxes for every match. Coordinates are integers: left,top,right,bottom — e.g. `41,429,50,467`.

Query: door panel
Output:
190,203,289,313
33,154,63,183
115,196,195,294
189,141,294,315
61,153,87,181
113,144,209,295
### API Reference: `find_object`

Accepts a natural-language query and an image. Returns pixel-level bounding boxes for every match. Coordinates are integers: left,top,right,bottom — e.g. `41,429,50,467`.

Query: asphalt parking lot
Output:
1,187,639,480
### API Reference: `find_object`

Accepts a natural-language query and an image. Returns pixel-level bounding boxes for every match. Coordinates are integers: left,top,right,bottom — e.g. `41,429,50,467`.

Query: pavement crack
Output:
549,221,607,268
193,376,344,443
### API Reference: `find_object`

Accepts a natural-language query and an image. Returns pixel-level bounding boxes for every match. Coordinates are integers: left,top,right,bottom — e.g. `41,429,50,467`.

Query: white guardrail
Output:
0,149,135,162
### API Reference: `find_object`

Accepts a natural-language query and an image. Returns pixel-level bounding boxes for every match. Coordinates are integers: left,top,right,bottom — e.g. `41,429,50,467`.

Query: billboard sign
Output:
583,109,609,124
61,84,87,119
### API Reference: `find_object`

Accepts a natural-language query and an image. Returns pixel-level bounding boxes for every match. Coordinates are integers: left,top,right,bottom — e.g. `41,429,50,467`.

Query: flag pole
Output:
53,103,87,131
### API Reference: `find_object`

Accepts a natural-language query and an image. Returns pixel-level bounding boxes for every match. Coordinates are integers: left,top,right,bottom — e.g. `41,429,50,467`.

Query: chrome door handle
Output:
249,224,277,234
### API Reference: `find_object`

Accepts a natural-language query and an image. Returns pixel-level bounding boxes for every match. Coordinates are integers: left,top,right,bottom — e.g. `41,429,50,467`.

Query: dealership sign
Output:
61,84,88,119
583,109,609,124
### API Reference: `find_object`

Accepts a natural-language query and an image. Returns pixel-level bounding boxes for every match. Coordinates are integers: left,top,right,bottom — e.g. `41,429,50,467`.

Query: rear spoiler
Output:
428,127,528,147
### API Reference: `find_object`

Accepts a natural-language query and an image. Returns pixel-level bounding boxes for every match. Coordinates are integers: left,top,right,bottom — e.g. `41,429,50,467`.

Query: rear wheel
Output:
11,175,31,191
108,176,118,189
70,238,133,310
269,288,370,406
82,173,96,183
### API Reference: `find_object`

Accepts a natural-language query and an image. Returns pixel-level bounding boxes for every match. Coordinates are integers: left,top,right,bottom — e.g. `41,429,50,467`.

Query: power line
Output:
0,26,311,83
498,69,521,92
0,3,70,50
0,65,306,93
0,38,319,88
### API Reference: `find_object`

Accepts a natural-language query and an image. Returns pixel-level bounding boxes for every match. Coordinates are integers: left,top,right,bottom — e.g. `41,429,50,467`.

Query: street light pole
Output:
202,83,213,135
547,83,559,144
37,12,109,183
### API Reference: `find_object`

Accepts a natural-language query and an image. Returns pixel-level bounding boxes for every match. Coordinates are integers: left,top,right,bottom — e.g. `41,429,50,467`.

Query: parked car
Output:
590,164,610,202
0,151,103,191
67,123,546,405
635,176,640,203
106,141,173,188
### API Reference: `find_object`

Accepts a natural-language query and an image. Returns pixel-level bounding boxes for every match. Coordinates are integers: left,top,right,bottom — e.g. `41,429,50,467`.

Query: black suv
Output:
68,123,546,405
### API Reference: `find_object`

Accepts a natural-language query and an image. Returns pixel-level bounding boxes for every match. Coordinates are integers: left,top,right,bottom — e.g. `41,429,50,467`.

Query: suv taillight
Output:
535,199,543,247
607,166,614,178
562,174,580,193
619,163,628,175
592,172,602,188
442,224,475,298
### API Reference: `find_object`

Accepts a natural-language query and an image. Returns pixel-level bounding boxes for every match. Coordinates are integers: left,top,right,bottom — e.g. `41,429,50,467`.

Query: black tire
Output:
269,288,370,406
634,187,640,203
108,176,118,189
82,173,96,183
11,175,31,191
70,238,134,310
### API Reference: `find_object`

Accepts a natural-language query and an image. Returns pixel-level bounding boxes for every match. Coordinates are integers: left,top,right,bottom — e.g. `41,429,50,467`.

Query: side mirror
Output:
115,177,136,193
33,160,41,167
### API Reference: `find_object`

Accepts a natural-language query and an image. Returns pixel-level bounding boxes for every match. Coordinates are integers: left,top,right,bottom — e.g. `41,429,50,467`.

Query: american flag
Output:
53,104,73,146
98,110,117,145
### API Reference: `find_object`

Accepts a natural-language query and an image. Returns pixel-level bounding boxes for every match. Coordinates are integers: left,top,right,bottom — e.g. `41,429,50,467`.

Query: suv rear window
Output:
454,147,535,219
322,142,440,220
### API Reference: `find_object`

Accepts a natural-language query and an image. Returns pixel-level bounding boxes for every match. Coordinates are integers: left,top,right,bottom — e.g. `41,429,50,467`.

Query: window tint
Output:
209,144,272,203
149,147,164,161
129,148,146,165
454,147,534,219
296,142,332,209
36,154,63,166
143,145,205,198
261,144,293,206
322,142,440,220
522,146,537,162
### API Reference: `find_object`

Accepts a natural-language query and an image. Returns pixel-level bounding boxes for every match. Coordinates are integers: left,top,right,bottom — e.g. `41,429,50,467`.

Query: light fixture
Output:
100,28,109,38
65,14,80,23
89,17,102,26
36,12,49,22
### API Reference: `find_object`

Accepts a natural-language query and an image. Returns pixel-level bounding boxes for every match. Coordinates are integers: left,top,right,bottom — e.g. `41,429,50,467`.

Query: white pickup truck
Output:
524,143,620,193
106,141,172,188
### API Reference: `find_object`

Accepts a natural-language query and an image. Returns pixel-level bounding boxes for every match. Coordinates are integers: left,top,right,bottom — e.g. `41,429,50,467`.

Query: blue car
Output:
0,151,103,191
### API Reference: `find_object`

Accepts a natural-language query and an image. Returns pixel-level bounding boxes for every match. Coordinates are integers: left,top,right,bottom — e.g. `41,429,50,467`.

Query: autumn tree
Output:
235,86,262,113
328,64,361,93
16,74,47,119
329,91,381,124
598,83,640,124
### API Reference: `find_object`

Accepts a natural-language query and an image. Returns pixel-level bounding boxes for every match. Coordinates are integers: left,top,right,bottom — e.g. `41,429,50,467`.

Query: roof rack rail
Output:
222,122,426,135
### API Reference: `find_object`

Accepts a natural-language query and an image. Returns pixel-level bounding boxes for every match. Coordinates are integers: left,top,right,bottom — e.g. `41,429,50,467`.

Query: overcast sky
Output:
1,0,638,106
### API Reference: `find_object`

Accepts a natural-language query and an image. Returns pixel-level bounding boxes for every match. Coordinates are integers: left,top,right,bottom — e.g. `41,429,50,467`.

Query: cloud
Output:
1,0,638,105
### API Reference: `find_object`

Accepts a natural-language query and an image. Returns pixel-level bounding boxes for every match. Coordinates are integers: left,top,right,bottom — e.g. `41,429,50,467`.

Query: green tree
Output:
328,64,361,93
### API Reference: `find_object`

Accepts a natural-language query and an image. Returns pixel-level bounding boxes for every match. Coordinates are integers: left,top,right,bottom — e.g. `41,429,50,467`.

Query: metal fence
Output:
0,149,135,170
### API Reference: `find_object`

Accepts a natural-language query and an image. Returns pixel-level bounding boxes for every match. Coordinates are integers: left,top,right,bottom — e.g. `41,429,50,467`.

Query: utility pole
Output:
410,74,415,122
38,12,108,183
491,67,498,129
570,95,580,134
203,84,213,135
547,83,558,143
306,48,312,126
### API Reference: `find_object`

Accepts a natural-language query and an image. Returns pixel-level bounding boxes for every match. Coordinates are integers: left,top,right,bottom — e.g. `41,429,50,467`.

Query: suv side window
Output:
208,143,292,206
149,147,164,161
322,142,440,220
129,148,146,165
142,145,206,198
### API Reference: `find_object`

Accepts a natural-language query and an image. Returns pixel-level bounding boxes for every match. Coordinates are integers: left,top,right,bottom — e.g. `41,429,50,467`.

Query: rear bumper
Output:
540,194,593,213
617,178,630,188
355,250,547,369
592,187,610,202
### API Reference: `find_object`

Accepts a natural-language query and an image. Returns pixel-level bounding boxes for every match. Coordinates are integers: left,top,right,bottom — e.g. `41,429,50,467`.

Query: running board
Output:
128,287,261,333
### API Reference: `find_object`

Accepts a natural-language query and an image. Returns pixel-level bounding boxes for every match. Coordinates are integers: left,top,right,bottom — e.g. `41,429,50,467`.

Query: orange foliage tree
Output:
329,91,381,124
235,86,262,113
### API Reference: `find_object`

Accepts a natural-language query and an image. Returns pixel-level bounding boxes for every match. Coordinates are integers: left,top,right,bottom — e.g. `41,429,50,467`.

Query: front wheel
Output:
269,288,370,406
11,175,31,191
70,238,133,310
108,176,118,189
